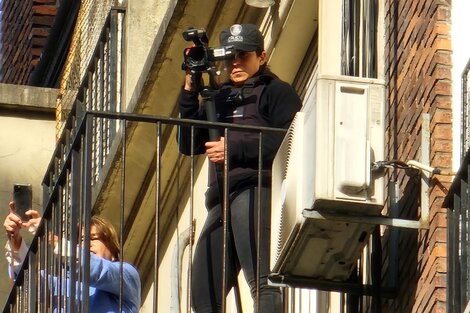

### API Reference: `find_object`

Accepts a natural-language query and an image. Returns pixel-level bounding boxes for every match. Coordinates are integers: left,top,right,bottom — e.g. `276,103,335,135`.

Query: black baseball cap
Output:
219,24,264,52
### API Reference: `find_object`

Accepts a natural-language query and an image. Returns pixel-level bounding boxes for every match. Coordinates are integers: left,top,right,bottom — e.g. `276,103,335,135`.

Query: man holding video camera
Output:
178,23,302,313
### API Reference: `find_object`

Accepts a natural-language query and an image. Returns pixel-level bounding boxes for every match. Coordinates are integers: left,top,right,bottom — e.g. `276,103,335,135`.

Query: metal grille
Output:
78,8,124,185
341,0,378,78
446,57,470,313
461,58,470,162
445,150,470,313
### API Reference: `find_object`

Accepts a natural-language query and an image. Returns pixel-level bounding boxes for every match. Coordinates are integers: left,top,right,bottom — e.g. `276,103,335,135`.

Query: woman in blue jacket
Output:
4,203,141,313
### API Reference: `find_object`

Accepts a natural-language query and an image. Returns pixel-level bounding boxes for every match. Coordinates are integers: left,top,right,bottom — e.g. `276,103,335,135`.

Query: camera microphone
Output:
182,27,208,44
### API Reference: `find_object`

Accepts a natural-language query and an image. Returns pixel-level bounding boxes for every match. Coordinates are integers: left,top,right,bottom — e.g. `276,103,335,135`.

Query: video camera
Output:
182,28,235,74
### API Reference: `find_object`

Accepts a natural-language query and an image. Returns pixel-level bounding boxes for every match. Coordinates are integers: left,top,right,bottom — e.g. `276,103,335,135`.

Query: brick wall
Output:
0,0,58,84
0,0,32,84
383,0,452,312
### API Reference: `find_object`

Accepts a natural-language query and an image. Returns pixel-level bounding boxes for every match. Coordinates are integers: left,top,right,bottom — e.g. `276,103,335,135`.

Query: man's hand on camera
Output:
184,71,193,91
205,137,225,163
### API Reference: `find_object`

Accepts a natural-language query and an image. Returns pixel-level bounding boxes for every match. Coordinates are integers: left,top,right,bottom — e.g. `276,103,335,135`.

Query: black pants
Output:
191,187,282,313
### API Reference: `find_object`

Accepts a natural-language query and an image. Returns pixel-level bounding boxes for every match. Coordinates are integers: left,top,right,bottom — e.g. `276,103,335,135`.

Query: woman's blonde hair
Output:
91,215,120,261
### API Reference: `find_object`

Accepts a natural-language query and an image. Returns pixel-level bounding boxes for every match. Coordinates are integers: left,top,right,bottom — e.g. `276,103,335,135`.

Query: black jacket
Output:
178,68,302,207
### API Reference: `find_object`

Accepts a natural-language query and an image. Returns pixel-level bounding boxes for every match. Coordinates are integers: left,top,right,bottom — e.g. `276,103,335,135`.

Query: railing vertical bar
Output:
447,203,456,313
99,40,105,171
39,176,48,313
24,266,29,312
103,37,109,112
63,183,68,312
16,286,21,313
461,176,468,307
99,41,105,113
221,127,229,313
466,163,470,304
87,74,93,110
69,143,81,313
187,125,195,313
256,132,263,313
36,238,42,313
30,247,38,312
57,186,64,312
118,11,124,115
96,76,103,174
51,202,58,313
154,121,162,313
77,133,85,311
109,9,118,142
41,224,48,313
47,210,53,313
103,65,108,169
63,149,71,313
81,114,94,312
455,182,462,313
64,183,69,310
119,118,127,313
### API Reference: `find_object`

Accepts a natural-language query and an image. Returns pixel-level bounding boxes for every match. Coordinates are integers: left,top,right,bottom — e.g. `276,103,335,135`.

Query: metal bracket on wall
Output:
419,113,431,228
400,113,431,228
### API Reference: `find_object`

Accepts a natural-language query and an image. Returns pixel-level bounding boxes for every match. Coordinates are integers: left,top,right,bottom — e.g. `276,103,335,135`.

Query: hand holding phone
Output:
13,184,32,222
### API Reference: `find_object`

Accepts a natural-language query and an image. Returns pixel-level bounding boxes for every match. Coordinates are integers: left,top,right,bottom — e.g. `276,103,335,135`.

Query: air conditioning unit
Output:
270,75,385,282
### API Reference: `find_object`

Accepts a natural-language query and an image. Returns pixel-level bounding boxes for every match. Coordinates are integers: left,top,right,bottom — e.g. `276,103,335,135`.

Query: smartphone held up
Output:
13,183,32,222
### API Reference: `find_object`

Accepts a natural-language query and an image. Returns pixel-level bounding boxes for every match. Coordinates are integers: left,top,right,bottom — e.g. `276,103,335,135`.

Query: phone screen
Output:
13,184,32,222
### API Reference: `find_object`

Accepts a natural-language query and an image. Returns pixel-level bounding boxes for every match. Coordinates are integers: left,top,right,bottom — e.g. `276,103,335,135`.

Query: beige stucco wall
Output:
0,84,56,308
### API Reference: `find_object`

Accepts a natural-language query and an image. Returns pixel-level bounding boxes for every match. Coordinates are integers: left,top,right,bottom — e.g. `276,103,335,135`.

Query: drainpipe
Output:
170,228,191,313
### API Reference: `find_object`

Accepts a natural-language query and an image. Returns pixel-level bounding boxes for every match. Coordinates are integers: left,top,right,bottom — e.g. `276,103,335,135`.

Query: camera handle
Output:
201,89,221,141
199,66,223,140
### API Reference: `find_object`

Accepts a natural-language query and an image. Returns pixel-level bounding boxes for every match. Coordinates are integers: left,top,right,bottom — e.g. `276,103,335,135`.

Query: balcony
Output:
2,97,289,312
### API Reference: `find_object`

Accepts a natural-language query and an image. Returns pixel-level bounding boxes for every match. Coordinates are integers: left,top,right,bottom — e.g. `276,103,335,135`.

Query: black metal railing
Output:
444,149,470,313
2,103,286,312
445,56,470,313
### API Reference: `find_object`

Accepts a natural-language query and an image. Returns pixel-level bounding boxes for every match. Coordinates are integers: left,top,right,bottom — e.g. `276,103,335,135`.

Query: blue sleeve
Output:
89,253,141,310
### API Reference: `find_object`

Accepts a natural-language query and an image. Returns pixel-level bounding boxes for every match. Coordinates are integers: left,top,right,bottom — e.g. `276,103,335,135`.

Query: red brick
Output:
32,5,58,15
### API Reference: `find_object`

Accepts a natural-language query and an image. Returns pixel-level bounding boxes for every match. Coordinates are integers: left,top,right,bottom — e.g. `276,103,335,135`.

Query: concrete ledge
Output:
0,83,58,112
